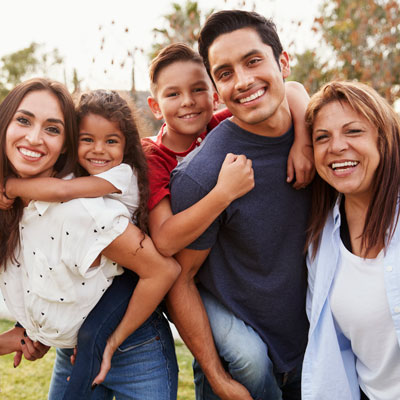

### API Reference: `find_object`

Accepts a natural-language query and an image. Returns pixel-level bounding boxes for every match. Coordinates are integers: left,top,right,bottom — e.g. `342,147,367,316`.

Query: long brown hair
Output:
75,90,149,234
0,78,78,266
306,81,400,258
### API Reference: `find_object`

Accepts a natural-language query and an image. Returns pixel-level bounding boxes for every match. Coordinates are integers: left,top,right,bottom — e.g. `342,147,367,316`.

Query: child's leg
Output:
62,270,138,400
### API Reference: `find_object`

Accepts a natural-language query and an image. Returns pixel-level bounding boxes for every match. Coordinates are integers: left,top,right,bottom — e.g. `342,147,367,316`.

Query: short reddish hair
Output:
149,43,203,96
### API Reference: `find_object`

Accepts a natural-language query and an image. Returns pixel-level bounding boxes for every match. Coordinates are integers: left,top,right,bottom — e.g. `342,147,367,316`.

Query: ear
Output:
279,51,290,80
147,96,164,121
212,91,220,111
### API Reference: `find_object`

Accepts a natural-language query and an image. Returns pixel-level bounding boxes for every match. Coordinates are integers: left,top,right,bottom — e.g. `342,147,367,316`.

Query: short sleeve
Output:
170,169,221,250
60,197,130,277
144,145,175,211
94,163,133,195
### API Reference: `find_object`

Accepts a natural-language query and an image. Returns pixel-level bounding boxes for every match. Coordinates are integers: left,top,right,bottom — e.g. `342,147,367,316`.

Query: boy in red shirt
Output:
142,43,312,257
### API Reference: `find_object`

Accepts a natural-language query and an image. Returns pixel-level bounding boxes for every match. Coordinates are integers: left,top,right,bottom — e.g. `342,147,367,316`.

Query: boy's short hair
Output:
149,43,204,96
198,10,283,77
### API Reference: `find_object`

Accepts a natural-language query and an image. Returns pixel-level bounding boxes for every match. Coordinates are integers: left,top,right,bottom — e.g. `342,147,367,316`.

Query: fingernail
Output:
23,331,27,337
21,339,25,345
91,383,97,391
13,362,16,368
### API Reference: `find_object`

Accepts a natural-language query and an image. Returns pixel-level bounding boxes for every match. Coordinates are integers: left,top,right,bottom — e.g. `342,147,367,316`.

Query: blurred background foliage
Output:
0,0,399,108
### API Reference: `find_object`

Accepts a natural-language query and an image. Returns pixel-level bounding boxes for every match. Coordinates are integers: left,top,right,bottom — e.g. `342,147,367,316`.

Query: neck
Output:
344,194,382,258
161,126,202,153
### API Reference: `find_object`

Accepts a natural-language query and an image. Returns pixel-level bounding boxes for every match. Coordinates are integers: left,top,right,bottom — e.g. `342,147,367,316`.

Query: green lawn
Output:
0,319,195,400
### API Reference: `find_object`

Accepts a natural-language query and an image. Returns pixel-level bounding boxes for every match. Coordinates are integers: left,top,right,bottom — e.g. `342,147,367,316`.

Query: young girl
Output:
1,88,255,399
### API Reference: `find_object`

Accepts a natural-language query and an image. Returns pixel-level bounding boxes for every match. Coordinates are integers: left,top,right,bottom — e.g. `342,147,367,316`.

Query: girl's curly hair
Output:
75,90,149,234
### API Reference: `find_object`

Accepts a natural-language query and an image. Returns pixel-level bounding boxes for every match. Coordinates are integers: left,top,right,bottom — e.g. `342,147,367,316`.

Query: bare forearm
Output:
6,176,116,202
0,327,22,355
153,188,230,256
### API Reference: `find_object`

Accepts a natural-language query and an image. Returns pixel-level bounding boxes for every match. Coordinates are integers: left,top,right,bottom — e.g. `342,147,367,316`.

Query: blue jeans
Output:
195,288,302,400
48,273,178,400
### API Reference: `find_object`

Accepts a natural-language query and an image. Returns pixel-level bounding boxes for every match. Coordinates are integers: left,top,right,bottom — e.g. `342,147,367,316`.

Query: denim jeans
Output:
48,273,178,400
195,288,302,400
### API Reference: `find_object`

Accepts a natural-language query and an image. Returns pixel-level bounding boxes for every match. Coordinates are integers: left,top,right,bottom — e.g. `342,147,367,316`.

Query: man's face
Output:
208,28,290,135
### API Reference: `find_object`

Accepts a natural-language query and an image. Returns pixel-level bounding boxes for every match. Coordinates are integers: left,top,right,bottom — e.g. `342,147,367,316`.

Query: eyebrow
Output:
314,121,362,132
212,49,261,77
16,109,65,127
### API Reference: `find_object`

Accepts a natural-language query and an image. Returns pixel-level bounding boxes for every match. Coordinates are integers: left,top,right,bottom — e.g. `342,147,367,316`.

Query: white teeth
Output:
19,148,41,158
239,89,265,104
180,113,199,119
90,159,108,165
331,161,358,170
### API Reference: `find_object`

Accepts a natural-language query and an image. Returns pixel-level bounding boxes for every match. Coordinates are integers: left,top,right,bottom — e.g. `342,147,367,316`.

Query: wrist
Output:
211,185,235,207
5,178,17,200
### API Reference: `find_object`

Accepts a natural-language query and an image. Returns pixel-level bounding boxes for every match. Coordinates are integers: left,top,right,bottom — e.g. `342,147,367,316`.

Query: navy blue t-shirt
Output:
170,119,310,373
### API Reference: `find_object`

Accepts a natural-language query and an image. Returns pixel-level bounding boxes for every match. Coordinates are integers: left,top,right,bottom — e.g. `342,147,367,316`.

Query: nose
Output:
329,134,348,154
181,92,195,107
234,67,255,92
25,125,43,146
93,141,105,153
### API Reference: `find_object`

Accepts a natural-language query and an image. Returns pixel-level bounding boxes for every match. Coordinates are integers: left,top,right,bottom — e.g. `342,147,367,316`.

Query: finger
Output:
222,153,236,165
13,350,22,368
235,154,247,164
32,341,50,359
293,170,307,189
286,159,294,183
70,347,77,366
20,339,36,361
91,358,111,387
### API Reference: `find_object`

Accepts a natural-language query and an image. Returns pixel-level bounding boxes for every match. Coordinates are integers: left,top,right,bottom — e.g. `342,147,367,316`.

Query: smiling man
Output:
167,10,311,400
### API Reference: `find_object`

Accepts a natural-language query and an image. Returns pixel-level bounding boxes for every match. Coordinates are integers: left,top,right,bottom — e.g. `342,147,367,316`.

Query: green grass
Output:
0,319,195,400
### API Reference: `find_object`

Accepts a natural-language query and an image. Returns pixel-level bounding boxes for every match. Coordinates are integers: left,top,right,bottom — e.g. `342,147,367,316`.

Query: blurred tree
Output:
290,0,400,103
149,0,214,59
72,68,82,94
0,43,63,102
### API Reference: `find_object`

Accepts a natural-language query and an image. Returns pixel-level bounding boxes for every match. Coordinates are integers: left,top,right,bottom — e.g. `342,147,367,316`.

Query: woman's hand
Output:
18,332,50,364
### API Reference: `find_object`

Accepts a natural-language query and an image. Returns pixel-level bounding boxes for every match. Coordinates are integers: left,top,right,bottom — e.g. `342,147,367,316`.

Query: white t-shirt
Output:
95,163,139,218
0,195,130,348
330,241,400,400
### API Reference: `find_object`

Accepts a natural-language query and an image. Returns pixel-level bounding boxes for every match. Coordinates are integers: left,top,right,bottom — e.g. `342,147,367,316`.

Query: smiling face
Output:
208,27,290,135
148,60,218,150
312,101,380,203
78,113,125,175
6,90,66,179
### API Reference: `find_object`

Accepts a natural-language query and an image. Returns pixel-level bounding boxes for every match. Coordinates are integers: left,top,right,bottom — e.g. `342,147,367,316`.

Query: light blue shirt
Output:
302,196,400,400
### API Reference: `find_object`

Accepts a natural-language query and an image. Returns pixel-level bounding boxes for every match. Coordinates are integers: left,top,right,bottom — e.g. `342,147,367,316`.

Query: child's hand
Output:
0,188,14,210
287,139,315,189
216,153,255,202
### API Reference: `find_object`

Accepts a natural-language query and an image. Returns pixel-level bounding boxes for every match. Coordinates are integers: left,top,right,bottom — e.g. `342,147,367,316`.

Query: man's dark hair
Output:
198,10,283,76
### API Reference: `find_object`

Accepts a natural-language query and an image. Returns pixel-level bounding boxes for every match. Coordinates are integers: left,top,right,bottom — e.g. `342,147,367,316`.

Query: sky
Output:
0,0,322,92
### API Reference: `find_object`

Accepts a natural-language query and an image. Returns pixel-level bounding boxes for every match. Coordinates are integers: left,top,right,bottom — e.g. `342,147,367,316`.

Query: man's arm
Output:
166,248,252,400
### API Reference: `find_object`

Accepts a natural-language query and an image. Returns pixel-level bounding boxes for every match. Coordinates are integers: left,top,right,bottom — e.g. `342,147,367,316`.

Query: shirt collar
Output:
332,194,342,230
26,200,51,216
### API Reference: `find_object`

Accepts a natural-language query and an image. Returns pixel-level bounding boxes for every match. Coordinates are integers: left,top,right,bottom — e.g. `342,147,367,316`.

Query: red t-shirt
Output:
141,108,231,211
